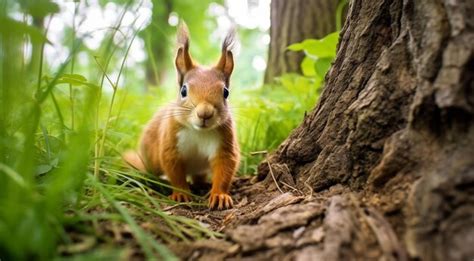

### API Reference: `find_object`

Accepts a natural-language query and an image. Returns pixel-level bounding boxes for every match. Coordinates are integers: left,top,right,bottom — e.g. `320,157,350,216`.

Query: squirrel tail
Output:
122,150,146,172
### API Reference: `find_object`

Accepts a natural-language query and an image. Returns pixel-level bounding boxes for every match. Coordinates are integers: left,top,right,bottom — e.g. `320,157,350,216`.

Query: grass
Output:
234,74,322,174
1,2,204,259
0,1,333,260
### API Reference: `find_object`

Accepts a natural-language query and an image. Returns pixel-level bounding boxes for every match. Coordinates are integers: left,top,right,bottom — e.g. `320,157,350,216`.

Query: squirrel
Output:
123,23,240,210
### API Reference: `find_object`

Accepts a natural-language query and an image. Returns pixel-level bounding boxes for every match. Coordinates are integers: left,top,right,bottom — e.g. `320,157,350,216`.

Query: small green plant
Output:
287,31,339,80
0,1,214,260
234,74,320,174
235,31,339,174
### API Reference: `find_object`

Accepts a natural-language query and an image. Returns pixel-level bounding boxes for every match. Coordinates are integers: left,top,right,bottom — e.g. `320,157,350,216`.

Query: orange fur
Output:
123,22,239,209
122,150,146,172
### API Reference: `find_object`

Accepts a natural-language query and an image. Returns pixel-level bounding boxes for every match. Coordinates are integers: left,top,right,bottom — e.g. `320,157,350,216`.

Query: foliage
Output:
0,1,214,260
234,74,320,174
287,32,339,80
235,32,339,173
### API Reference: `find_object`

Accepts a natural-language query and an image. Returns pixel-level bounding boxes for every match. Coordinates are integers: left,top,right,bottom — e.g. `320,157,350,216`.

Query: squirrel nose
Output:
196,104,214,120
197,110,214,120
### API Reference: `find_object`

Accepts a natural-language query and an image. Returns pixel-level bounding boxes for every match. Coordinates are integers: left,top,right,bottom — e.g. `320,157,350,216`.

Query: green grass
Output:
234,74,322,174
0,1,337,260
0,2,205,259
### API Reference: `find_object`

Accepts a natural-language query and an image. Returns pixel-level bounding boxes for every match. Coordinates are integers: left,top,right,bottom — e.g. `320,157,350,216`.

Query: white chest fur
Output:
176,128,221,174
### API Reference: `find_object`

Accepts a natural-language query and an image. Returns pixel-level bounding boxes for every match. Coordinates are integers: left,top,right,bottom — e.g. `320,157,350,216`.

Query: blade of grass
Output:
0,163,27,188
49,91,66,141
93,8,142,179
91,176,177,260
93,0,133,178
68,1,79,130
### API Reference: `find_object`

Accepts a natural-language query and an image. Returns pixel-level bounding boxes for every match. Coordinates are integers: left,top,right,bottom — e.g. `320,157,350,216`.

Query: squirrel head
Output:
173,22,235,131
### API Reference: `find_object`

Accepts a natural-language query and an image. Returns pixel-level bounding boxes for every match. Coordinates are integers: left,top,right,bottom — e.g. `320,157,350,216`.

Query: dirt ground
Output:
57,163,420,260
167,169,413,261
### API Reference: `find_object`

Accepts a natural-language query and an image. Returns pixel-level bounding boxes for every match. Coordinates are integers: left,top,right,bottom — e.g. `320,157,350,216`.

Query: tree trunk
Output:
259,0,474,259
264,0,339,83
142,0,173,87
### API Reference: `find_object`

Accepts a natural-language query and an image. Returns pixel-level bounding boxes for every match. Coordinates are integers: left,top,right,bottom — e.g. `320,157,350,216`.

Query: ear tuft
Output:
177,22,190,52
216,27,236,83
221,27,236,53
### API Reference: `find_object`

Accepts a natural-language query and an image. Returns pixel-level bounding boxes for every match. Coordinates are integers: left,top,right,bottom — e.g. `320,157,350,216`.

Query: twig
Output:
280,181,304,196
266,161,284,194
250,150,268,156
304,181,313,198
280,181,297,191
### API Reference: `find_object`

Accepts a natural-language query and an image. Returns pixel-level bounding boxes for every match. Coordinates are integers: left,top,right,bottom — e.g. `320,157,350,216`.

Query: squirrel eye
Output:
180,85,187,98
223,87,229,99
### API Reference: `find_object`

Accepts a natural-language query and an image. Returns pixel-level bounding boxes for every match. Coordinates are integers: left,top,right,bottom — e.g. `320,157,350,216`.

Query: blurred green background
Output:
0,0,339,259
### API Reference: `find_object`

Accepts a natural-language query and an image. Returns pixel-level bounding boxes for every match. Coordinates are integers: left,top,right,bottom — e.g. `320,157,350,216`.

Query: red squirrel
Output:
124,23,240,210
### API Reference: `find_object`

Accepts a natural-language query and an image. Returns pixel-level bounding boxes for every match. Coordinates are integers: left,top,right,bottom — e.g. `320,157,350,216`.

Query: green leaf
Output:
57,74,88,85
321,32,339,46
314,57,333,78
0,17,48,44
47,74,99,88
36,164,52,175
302,41,335,59
289,32,340,59
50,158,59,167
301,57,316,77
19,0,60,18
287,42,305,51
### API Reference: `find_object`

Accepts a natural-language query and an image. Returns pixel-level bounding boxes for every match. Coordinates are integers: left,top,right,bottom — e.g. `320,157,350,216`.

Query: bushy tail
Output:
122,150,146,172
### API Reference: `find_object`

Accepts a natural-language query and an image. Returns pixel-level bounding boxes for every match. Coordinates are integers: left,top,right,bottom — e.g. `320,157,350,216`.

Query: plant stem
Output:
69,1,79,130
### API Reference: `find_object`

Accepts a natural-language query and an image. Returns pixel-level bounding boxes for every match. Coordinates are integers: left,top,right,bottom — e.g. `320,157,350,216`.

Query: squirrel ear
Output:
175,22,194,83
215,28,235,82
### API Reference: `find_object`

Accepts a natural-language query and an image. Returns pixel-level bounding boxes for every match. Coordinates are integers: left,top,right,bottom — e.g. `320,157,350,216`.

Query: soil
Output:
167,173,412,261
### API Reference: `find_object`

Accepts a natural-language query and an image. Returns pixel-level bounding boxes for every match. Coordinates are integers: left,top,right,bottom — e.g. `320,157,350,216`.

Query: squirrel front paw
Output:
209,192,233,210
169,191,192,202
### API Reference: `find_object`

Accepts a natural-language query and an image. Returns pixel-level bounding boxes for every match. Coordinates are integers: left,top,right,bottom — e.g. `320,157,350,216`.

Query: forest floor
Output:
165,168,413,261
60,169,413,260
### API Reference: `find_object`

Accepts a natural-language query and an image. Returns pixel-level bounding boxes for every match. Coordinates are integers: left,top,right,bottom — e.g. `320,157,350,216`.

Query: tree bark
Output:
259,0,474,259
264,0,339,83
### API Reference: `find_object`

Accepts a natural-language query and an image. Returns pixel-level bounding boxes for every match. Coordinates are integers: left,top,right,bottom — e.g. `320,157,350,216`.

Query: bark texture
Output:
260,0,474,259
264,0,338,83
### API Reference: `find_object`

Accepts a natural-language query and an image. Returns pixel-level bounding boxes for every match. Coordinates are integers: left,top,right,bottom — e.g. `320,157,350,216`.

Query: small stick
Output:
280,181,303,196
304,181,313,198
280,181,297,191
250,150,268,156
267,161,284,194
